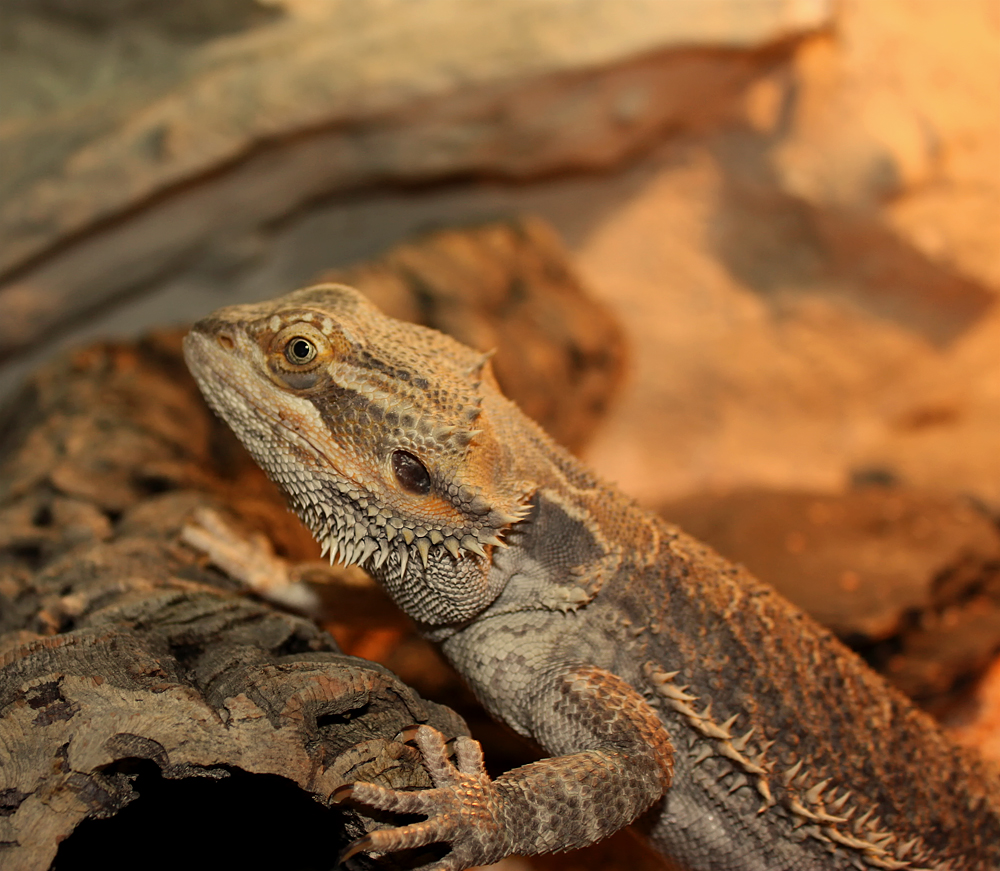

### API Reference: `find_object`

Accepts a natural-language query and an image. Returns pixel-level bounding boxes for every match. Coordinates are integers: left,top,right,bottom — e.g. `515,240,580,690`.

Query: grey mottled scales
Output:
184,284,1000,871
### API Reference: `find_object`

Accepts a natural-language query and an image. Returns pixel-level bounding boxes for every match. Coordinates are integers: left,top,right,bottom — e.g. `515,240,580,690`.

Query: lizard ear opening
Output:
391,450,432,496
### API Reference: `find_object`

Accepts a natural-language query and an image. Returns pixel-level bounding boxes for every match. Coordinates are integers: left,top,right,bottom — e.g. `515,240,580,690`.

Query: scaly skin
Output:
184,284,1000,871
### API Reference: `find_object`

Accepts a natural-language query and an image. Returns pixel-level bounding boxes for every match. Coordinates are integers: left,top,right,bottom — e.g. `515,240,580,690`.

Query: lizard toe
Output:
351,815,460,856
409,725,489,786
345,781,435,815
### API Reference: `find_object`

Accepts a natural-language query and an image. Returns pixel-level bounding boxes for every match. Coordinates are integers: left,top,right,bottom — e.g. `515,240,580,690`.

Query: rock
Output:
874,561,1000,714
770,0,1000,290
0,0,831,358
946,654,1000,767
660,486,1000,641
574,0,1000,509
4,1,998,515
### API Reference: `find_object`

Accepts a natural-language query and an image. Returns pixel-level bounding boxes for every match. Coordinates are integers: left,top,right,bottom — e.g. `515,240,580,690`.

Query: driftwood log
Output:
0,218,626,871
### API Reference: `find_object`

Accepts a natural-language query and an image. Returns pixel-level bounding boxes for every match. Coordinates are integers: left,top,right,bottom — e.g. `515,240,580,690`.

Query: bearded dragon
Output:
183,283,1000,871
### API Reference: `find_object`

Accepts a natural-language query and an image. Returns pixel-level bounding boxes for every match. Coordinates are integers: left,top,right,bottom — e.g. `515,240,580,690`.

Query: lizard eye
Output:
285,337,317,366
392,450,431,495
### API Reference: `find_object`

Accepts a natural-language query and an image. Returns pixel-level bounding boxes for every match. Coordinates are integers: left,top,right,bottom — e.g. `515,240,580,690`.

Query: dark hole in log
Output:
32,502,54,527
316,703,370,730
167,641,205,672
386,844,450,869
53,764,350,871
132,473,177,496
273,629,328,658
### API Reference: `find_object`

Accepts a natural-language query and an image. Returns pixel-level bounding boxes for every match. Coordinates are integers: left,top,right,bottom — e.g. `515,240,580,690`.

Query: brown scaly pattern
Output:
184,284,1000,871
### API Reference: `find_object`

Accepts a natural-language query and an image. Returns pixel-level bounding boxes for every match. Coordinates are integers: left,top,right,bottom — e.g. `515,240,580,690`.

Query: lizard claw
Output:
397,723,424,743
339,813,458,862
335,725,504,870
339,833,376,864
330,784,354,804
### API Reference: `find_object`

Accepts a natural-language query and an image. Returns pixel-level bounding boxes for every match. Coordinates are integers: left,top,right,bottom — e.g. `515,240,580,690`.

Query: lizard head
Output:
184,283,533,625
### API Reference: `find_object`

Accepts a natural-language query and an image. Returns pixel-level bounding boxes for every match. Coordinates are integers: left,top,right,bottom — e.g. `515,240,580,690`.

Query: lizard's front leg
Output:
334,662,673,870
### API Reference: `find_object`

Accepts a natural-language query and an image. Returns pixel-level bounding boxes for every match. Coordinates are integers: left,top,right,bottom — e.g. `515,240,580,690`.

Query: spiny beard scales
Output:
269,453,529,584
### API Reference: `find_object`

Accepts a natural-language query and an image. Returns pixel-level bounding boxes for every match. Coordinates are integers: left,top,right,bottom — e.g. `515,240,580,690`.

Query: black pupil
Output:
288,338,313,363
392,450,431,495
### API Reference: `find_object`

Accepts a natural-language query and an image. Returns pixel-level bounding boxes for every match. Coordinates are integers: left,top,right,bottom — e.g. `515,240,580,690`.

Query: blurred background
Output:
3,0,999,505
3,0,1000,749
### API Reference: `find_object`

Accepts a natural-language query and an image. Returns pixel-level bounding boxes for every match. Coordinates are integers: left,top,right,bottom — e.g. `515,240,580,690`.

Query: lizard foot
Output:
335,725,504,871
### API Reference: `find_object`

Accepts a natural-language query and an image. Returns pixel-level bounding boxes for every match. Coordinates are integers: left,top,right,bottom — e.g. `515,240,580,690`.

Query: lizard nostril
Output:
217,333,235,351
